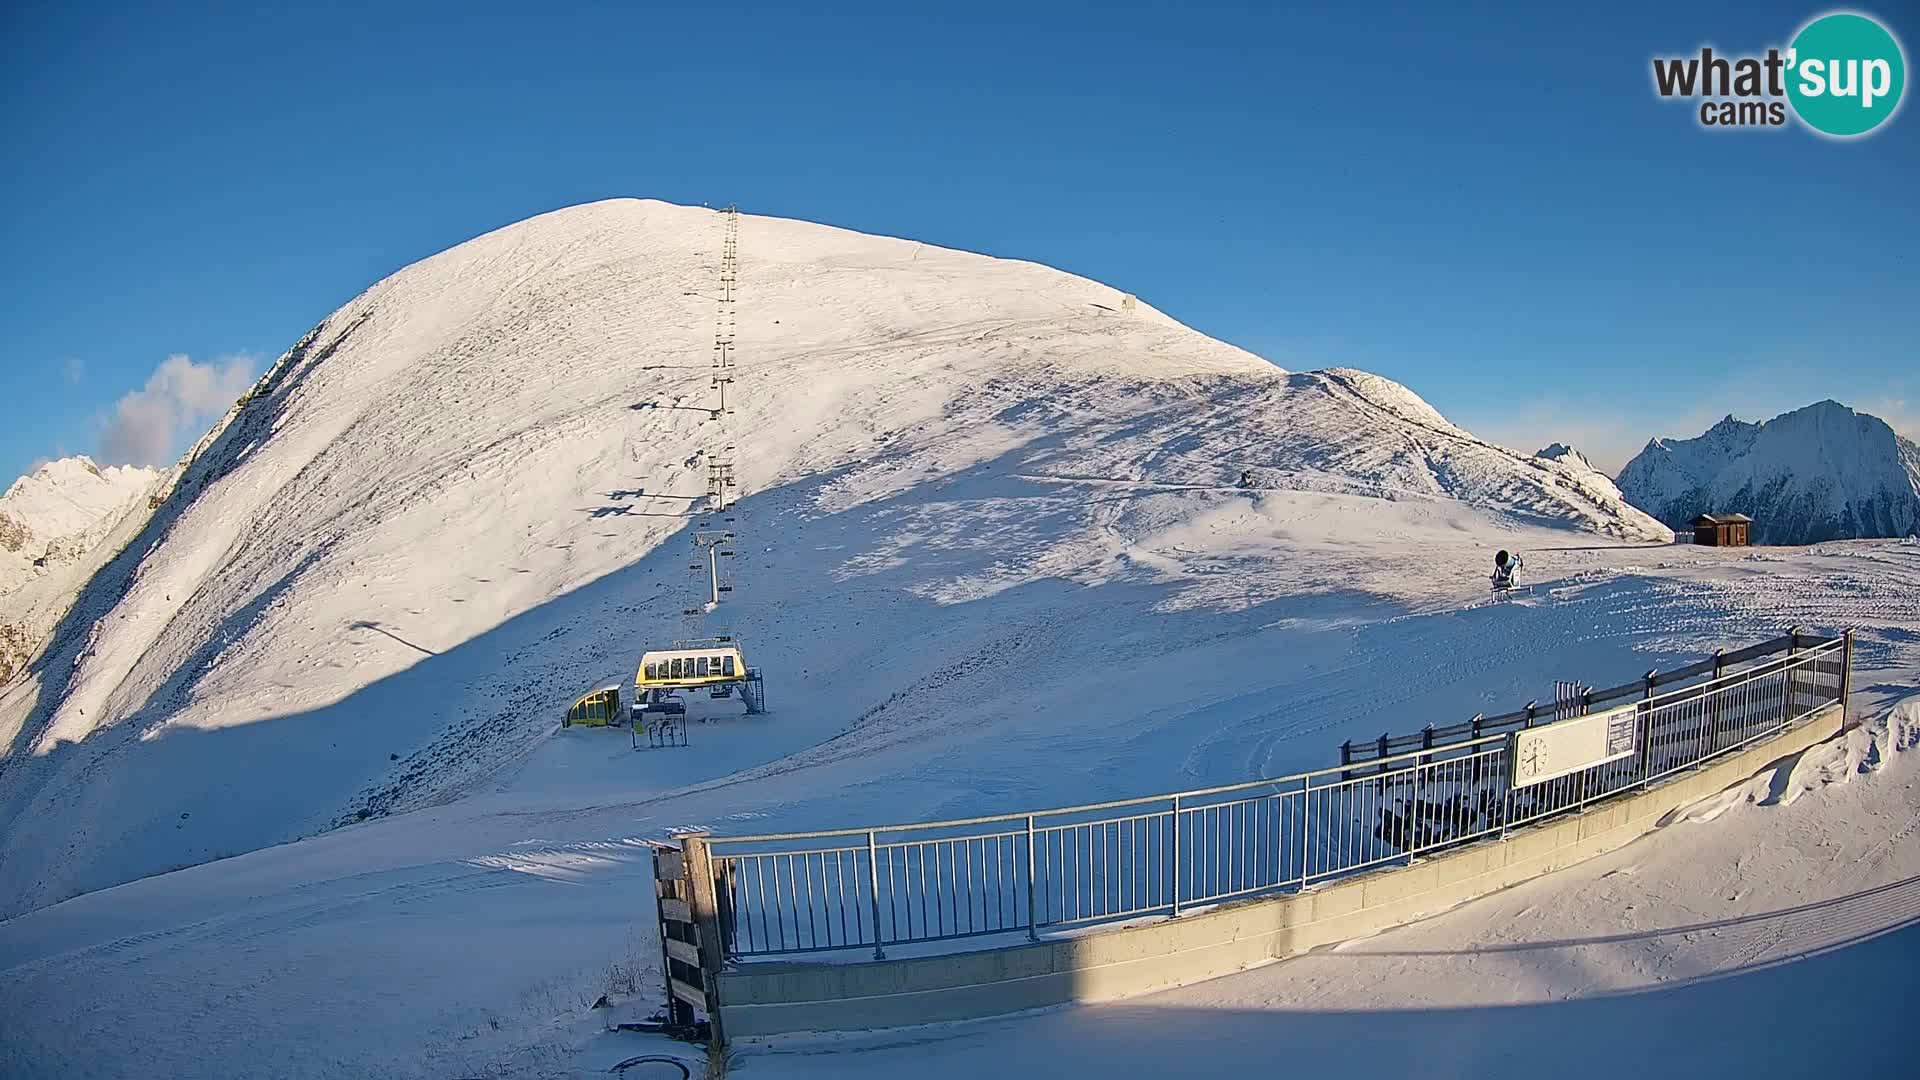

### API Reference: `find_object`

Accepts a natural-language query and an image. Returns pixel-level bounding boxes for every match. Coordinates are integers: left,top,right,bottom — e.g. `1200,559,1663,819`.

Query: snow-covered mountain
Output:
0,199,1669,918
5,198,1918,1080
1616,402,1920,545
1536,442,1598,474
0,457,159,685
0,456,157,580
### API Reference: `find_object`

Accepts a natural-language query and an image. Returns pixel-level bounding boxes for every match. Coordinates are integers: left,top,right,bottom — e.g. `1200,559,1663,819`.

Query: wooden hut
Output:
1692,513,1752,546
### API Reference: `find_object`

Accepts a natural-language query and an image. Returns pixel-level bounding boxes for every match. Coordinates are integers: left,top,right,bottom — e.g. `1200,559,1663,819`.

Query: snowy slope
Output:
0,198,1669,921
0,457,158,685
1617,401,1920,544
1,542,1913,1079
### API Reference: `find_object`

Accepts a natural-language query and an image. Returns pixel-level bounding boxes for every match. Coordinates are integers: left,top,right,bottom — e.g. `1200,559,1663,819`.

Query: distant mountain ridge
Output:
1616,401,1920,545
1,456,160,685
1536,443,1599,474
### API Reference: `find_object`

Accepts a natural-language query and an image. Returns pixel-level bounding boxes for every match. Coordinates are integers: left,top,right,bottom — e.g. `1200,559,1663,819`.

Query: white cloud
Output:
98,354,259,467
62,357,85,385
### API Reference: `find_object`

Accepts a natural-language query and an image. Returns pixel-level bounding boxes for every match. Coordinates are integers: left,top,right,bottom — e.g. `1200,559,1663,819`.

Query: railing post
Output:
1169,794,1182,917
1025,815,1039,943
1500,769,1514,840
1298,775,1312,890
680,832,728,1051
866,830,885,960
1340,740,1351,782
1841,629,1855,733
1639,670,1656,789
1407,753,1421,865
1786,627,1802,722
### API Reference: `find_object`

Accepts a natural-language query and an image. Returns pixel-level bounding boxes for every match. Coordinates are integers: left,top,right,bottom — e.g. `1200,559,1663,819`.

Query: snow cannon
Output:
1490,550,1524,591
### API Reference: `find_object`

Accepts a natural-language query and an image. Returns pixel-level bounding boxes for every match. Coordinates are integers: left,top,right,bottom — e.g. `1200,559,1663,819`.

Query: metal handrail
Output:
1345,632,1841,759
711,634,1842,847
705,631,1848,960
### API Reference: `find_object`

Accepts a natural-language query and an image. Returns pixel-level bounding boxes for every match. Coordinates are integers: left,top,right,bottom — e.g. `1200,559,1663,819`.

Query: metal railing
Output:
706,633,1849,961
1340,630,1839,769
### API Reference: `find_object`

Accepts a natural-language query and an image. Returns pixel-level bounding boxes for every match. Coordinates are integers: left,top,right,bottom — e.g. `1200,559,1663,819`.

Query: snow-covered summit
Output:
1315,367,1468,436
1617,400,1920,545
1536,443,1599,474
1,455,157,599
0,455,159,688
0,198,1668,917
1,456,157,556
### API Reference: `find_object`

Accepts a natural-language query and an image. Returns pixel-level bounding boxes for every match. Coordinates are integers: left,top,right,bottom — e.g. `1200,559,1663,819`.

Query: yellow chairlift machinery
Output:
637,642,747,689
562,685,623,728
634,637,765,715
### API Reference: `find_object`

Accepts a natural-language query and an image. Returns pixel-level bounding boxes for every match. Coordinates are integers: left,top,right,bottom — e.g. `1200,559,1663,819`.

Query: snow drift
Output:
1617,401,1920,545
0,199,1669,918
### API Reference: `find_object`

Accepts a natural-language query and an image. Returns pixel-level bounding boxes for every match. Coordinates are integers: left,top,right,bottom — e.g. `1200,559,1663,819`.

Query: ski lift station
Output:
638,640,765,715
560,641,766,732
638,643,746,686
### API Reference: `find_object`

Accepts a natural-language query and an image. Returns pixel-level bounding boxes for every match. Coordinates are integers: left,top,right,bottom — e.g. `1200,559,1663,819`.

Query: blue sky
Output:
2,1,1914,482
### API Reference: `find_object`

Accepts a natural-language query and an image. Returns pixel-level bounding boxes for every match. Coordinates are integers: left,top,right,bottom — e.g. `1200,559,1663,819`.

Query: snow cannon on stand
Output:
1490,550,1528,595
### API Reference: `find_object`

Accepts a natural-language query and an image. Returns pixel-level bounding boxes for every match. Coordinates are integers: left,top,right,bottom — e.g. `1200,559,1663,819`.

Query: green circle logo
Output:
1787,12,1906,137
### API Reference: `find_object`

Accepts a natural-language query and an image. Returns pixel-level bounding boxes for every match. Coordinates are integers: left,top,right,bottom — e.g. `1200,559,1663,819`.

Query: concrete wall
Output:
719,705,1840,1038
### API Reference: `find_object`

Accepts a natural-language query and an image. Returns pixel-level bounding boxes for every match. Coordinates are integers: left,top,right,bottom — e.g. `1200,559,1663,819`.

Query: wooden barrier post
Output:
680,832,729,1050
650,845,696,1029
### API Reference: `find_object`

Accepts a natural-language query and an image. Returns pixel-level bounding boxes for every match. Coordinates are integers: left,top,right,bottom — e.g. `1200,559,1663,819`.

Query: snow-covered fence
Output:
701,632,1849,962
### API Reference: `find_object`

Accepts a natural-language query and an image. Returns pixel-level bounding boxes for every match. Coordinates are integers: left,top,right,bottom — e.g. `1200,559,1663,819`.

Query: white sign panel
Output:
1510,704,1639,789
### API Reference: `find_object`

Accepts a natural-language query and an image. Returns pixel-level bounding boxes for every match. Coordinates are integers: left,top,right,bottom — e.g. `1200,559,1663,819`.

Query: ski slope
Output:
1,541,1914,1079
0,199,1665,921
2,199,1911,1079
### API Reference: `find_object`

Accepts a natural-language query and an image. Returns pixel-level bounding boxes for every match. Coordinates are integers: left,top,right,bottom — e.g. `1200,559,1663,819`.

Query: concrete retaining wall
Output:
719,704,1840,1038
